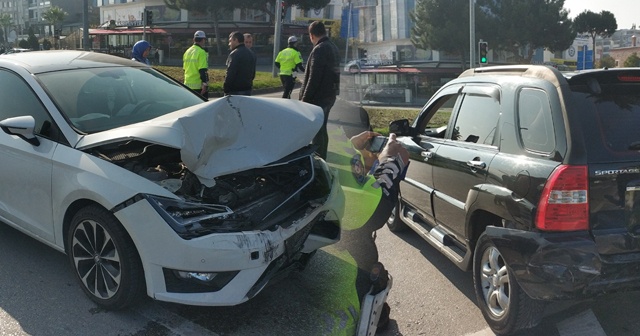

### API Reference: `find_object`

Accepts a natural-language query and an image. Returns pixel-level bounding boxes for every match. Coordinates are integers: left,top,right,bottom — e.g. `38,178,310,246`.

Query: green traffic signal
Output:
479,41,488,64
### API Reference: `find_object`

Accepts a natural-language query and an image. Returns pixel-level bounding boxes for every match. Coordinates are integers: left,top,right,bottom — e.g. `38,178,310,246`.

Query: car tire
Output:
67,204,145,310
386,200,407,232
473,232,545,335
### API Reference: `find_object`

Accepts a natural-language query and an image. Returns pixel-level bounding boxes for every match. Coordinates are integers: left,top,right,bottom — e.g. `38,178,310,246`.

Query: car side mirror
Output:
0,116,40,146
389,119,414,137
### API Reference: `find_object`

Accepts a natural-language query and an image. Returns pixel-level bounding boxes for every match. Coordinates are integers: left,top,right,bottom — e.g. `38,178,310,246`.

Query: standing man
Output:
275,36,305,99
183,30,209,98
299,21,340,159
243,33,254,49
224,31,256,96
243,33,257,94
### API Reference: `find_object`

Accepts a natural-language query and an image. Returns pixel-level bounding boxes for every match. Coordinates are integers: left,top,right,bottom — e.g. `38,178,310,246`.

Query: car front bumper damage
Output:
113,170,345,306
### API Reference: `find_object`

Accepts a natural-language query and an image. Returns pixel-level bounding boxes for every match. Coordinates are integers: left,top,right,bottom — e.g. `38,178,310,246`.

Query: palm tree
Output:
0,13,12,46
42,6,67,49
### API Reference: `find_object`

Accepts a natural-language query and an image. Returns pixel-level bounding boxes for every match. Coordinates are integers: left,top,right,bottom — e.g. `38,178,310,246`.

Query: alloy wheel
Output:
71,219,121,300
479,246,510,318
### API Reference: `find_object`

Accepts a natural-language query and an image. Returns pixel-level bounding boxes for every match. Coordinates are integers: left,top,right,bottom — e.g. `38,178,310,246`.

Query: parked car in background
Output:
387,65,640,335
343,58,395,73
2,48,32,54
544,61,570,71
0,50,344,309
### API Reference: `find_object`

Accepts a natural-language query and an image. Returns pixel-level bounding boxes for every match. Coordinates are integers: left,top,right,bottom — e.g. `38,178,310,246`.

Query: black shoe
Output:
370,262,389,295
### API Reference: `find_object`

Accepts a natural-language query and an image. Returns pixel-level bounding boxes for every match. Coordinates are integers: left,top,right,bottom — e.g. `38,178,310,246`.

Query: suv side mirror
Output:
389,119,413,136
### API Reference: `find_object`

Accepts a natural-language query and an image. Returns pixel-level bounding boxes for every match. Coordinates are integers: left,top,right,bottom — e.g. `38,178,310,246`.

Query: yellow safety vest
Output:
275,47,303,76
183,44,208,90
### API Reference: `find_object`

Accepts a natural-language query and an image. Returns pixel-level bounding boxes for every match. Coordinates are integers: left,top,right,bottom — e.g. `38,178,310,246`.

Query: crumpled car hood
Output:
74,96,324,186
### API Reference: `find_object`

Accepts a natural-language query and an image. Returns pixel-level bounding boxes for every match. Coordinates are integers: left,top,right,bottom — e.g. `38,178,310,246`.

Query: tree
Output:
573,10,617,64
410,0,470,70
42,6,67,50
27,26,39,50
0,13,11,46
42,6,67,38
597,54,615,68
624,52,640,67
18,39,29,49
164,0,233,56
475,0,575,63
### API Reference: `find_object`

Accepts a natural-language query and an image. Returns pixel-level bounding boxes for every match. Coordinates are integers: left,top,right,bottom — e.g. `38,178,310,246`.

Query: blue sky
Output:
563,0,638,29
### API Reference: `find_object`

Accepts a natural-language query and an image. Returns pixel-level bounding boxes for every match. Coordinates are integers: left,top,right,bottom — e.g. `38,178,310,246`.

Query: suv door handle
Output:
466,160,487,170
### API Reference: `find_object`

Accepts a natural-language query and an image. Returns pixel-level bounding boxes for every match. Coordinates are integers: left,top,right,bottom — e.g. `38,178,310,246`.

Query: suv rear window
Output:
518,88,555,153
570,77,640,162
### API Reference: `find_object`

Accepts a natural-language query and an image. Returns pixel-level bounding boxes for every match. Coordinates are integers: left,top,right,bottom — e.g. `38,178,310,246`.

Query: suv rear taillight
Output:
535,165,589,231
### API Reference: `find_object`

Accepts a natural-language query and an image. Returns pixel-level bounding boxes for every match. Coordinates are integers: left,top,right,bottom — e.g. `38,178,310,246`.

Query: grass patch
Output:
365,108,419,134
154,65,451,134
154,65,281,94
364,107,451,135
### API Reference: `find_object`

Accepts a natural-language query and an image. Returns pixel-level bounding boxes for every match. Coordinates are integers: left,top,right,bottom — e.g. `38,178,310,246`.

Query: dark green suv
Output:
388,65,640,335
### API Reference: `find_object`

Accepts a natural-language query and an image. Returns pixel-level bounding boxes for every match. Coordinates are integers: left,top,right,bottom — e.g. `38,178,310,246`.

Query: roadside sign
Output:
577,46,593,70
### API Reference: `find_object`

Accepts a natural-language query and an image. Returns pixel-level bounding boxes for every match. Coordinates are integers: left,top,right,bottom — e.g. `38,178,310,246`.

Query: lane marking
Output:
135,304,220,336
464,327,496,336
556,309,606,336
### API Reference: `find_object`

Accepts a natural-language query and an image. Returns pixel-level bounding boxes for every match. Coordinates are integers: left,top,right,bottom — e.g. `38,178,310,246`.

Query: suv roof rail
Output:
459,64,565,87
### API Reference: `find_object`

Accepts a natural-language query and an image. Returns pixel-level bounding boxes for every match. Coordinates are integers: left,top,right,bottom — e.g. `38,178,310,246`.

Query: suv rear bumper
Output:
485,226,640,301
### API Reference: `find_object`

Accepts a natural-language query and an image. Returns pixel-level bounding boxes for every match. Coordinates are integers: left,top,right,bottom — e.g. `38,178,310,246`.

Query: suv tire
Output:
472,232,545,335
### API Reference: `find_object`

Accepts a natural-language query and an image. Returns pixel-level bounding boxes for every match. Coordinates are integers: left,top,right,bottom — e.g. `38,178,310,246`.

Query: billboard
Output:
352,0,378,8
340,7,359,39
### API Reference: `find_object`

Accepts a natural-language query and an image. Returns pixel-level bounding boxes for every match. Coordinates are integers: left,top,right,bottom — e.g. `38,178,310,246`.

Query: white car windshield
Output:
37,67,205,133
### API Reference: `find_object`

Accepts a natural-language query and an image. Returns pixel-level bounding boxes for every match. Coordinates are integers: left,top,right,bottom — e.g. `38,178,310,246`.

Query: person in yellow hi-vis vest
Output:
319,100,410,335
183,30,209,98
275,36,305,99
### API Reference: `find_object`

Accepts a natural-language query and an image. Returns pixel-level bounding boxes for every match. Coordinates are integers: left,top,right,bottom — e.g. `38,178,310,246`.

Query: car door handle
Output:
421,151,433,161
466,160,487,170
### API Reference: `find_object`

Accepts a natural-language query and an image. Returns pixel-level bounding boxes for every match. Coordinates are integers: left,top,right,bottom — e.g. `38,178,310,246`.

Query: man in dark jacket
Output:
299,21,340,159
224,31,256,96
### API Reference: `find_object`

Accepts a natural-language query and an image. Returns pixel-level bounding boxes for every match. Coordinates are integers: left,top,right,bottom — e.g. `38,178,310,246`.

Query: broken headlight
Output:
144,194,241,239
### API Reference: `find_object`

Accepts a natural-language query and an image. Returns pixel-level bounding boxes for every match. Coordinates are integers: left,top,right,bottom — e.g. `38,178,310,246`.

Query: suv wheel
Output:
68,205,145,310
386,200,407,232
473,232,545,335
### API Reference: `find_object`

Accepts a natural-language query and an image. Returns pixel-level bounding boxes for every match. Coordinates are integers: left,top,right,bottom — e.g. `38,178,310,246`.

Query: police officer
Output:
183,30,209,98
275,36,305,99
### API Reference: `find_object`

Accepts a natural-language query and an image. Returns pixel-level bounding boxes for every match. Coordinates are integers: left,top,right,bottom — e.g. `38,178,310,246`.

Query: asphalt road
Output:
1,91,640,336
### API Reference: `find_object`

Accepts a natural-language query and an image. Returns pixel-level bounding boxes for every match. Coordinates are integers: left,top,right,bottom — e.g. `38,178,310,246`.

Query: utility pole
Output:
83,0,89,50
143,7,147,41
272,0,283,77
469,0,475,69
344,0,352,65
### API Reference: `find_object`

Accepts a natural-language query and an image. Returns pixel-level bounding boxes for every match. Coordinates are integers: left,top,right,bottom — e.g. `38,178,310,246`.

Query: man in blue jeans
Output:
299,21,340,159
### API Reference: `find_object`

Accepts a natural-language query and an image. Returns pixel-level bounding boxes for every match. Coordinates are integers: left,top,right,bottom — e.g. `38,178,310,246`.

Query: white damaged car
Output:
0,51,344,309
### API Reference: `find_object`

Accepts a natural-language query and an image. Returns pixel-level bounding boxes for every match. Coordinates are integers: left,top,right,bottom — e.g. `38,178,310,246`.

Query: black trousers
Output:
311,97,336,160
280,75,295,99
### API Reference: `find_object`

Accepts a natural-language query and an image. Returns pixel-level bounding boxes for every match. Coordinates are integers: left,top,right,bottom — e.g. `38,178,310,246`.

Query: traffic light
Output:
479,41,488,64
146,10,153,26
281,2,286,22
